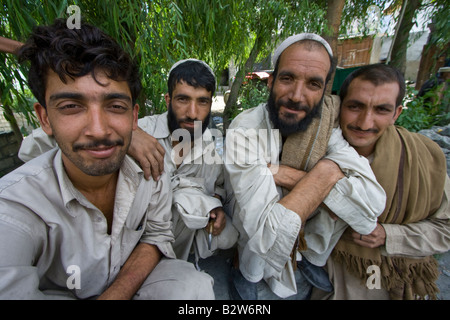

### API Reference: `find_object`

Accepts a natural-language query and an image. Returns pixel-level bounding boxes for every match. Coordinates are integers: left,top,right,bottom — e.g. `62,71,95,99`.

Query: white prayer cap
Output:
272,33,333,67
168,58,215,80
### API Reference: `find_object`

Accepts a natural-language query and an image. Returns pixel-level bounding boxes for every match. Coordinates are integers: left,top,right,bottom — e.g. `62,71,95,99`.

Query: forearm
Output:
279,159,344,222
0,36,22,54
98,242,161,300
383,217,450,257
269,164,306,190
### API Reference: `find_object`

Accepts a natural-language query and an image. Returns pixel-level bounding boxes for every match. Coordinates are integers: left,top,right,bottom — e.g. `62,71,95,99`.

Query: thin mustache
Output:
347,125,379,134
73,139,124,152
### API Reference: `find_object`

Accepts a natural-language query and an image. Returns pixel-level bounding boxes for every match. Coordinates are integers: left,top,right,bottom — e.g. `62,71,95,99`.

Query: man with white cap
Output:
224,33,386,299
19,59,238,267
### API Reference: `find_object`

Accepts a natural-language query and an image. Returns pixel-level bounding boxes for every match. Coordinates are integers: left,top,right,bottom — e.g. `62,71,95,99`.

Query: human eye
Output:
278,75,292,82
57,103,84,114
376,106,392,114
345,104,360,111
198,98,211,106
310,81,323,90
107,104,130,113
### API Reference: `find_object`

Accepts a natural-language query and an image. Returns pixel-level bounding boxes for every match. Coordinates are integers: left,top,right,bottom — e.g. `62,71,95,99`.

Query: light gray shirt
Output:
18,113,236,261
138,113,237,260
0,149,175,299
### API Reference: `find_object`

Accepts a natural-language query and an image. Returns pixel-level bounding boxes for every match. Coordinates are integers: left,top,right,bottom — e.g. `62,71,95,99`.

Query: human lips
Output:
181,121,195,129
277,99,310,116
73,140,124,159
348,126,378,137
82,145,117,158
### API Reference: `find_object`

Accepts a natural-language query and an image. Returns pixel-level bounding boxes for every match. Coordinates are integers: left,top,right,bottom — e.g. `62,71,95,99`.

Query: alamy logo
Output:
66,265,81,290
66,5,81,29
366,265,381,290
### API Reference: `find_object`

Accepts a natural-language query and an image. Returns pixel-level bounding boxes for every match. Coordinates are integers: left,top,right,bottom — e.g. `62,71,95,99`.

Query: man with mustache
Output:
318,63,450,299
19,59,238,268
0,19,214,299
131,59,238,264
224,33,386,299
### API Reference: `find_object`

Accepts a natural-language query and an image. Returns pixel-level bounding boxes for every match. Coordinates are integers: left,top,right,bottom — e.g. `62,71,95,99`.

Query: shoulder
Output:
0,149,58,195
228,104,270,131
0,150,58,239
138,112,169,138
398,126,445,158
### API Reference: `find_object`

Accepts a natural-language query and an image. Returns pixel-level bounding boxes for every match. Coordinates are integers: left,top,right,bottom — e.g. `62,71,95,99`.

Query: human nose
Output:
289,81,305,104
186,101,198,120
84,107,111,138
356,110,375,130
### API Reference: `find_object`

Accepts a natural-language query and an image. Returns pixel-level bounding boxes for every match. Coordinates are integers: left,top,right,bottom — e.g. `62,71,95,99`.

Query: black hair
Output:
167,60,215,98
18,18,142,106
339,63,405,107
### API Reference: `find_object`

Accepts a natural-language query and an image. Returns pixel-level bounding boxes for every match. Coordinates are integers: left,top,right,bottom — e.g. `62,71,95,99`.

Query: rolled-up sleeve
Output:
383,176,450,257
139,173,176,259
323,128,386,235
225,126,301,278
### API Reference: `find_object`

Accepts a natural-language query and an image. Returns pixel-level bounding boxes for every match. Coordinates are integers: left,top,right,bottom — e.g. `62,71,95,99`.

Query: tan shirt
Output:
318,176,450,300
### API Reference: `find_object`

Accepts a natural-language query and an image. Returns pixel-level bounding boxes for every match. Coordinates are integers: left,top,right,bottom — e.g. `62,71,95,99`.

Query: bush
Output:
230,79,269,120
396,82,450,132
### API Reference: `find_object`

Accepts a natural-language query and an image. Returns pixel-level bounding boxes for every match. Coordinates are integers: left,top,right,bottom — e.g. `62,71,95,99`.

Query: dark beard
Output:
267,88,323,137
167,102,210,140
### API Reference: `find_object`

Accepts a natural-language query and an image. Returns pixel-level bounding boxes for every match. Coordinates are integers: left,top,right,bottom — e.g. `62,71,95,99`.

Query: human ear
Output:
132,104,139,130
267,75,274,91
392,105,403,123
164,93,171,109
34,103,53,136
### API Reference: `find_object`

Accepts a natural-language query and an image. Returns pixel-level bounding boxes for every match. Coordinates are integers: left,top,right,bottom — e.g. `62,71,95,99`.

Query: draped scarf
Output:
280,95,340,259
332,125,446,299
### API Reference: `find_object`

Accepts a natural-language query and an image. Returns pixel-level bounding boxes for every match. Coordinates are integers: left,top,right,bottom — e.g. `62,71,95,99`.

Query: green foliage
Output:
2,0,447,134
229,79,269,120
396,82,450,132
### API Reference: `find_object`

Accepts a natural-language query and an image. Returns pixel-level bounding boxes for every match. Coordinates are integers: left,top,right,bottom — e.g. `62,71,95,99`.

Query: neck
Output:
62,156,119,193
62,155,119,234
355,145,375,158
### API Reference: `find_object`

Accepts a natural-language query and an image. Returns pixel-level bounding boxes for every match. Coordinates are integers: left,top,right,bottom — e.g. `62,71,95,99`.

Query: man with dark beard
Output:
19,59,238,269
223,33,386,300
133,59,238,264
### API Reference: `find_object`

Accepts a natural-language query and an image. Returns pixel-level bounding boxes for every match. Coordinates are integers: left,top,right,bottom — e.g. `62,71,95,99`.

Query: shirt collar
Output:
151,112,171,139
54,150,143,216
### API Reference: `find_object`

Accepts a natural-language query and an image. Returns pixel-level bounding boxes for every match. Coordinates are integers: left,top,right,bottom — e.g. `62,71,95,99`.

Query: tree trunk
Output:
322,0,346,95
415,21,448,90
222,34,264,131
2,104,23,143
388,0,422,75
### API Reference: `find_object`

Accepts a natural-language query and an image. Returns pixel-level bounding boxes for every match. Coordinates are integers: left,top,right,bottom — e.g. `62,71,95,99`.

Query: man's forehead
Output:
348,78,400,95
45,70,132,101
278,43,330,77
173,80,212,96
345,78,399,105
